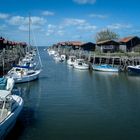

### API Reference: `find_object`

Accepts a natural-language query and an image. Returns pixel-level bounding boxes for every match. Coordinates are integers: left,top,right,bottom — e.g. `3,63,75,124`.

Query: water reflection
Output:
6,80,42,140
5,48,140,140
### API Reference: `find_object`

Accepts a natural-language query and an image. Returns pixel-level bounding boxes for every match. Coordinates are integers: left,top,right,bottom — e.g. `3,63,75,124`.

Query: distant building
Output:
96,40,120,53
119,36,140,52
0,37,6,50
80,42,96,51
56,41,83,50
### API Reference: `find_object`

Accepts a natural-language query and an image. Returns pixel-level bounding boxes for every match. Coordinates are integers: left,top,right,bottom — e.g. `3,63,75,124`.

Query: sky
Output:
0,0,140,46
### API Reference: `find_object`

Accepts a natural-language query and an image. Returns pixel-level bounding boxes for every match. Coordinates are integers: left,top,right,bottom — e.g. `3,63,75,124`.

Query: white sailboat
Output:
7,66,41,83
6,15,42,83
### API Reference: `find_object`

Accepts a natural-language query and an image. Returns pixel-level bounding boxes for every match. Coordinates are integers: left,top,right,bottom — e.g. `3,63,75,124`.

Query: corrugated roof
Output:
57,41,83,46
97,40,119,45
119,36,135,43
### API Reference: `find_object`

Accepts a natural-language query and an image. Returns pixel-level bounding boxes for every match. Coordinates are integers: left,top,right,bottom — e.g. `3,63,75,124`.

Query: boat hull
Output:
127,65,140,74
67,60,75,66
74,65,89,70
0,95,23,139
10,70,41,84
92,64,119,72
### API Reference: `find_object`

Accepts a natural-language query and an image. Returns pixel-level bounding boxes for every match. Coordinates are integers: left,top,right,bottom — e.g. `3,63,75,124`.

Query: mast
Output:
28,13,31,52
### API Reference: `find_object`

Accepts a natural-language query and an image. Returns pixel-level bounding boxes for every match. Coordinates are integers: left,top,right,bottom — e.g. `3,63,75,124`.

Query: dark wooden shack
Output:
119,36,140,52
96,40,120,53
56,41,83,50
80,42,95,51
0,37,6,50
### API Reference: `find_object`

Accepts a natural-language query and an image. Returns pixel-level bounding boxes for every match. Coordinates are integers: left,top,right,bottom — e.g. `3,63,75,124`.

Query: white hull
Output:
74,65,89,70
73,59,89,70
0,95,23,139
14,70,41,83
47,50,55,55
67,60,75,66
7,69,41,84
127,65,140,74
67,56,76,66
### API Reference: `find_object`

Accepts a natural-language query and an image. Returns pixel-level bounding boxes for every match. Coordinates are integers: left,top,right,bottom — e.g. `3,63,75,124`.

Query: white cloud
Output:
77,24,97,31
73,0,96,4
46,24,56,36
42,11,55,16
46,24,65,36
107,23,132,30
48,24,57,30
0,13,9,19
64,18,86,26
7,15,46,32
89,14,108,19
57,30,65,36
19,25,42,31
63,18,97,32
7,16,46,31
30,16,46,25
8,16,46,26
8,16,27,25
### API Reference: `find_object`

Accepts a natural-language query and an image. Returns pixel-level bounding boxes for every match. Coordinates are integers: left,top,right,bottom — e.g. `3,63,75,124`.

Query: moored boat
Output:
73,59,89,70
0,89,23,139
127,65,140,74
6,66,41,83
92,64,119,72
67,56,76,66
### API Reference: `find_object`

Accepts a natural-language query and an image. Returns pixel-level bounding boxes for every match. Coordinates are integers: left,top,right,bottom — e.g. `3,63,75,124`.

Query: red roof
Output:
57,41,83,46
119,36,135,43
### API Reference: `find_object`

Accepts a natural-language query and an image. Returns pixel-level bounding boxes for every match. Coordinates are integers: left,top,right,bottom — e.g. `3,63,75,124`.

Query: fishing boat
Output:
0,78,23,139
6,66,41,83
47,49,56,56
60,54,66,61
127,65,140,74
92,64,119,72
73,59,89,70
53,53,62,62
67,56,76,66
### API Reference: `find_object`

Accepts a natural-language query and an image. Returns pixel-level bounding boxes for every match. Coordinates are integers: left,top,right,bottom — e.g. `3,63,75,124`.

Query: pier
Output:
0,37,27,75
48,43,140,72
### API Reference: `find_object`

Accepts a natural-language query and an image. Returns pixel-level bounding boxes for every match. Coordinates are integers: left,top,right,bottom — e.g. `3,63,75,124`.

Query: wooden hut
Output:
96,40,120,53
119,36,140,52
56,41,83,50
80,42,95,51
0,37,6,50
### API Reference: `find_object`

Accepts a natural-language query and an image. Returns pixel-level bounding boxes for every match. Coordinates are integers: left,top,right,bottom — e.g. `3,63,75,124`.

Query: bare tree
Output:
96,29,119,43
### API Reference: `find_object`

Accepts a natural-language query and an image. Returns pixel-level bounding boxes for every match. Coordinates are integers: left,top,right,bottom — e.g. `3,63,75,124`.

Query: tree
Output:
95,29,119,43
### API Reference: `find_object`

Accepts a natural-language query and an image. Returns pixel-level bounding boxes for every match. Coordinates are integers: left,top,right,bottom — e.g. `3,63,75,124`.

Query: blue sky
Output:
0,0,140,46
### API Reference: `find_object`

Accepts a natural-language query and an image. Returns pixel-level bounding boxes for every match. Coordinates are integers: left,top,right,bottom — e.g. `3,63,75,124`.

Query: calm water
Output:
5,47,140,140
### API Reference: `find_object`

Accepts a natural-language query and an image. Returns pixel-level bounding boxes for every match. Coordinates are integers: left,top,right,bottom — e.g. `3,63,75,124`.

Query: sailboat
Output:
6,16,42,83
